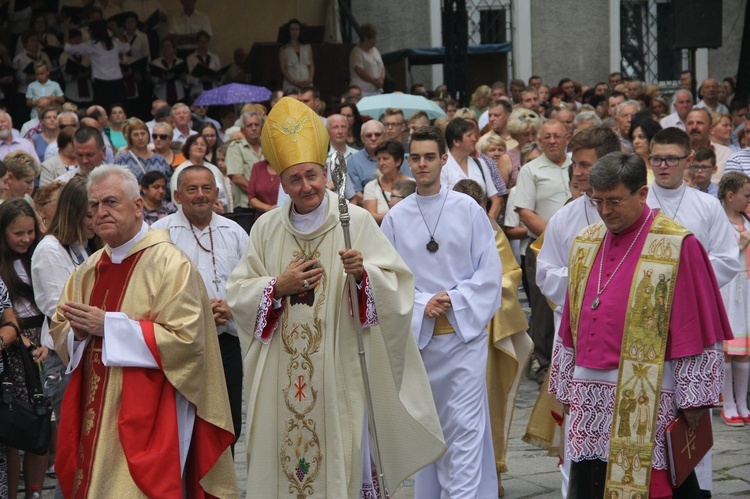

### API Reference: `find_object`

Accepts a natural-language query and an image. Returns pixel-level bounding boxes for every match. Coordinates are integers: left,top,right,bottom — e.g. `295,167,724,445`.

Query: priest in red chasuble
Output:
51,165,238,498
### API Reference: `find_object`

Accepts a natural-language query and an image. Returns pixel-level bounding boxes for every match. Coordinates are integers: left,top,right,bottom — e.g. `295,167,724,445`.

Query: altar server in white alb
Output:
382,126,502,499
646,127,739,287
645,127,739,494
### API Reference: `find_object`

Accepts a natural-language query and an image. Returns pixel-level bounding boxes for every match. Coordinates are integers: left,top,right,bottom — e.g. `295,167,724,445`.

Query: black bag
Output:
0,341,52,455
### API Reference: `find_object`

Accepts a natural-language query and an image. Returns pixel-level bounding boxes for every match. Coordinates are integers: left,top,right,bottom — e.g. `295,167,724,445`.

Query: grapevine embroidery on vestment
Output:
280,255,327,496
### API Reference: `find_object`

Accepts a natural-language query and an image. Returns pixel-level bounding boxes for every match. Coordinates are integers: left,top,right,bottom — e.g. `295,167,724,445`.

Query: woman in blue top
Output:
113,119,171,184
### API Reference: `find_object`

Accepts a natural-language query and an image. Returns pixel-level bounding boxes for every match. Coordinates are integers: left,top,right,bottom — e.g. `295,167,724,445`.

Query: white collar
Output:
290,192,328,234
109,221,149,264
415,186,447,200
650,180,686,200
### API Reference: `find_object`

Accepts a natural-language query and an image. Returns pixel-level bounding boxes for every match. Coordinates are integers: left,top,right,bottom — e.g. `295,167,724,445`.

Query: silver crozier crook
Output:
331,151,387,499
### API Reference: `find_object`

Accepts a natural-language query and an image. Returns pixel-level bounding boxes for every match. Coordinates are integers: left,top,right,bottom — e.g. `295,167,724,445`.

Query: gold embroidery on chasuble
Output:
280,245,327,497
577,215,685,498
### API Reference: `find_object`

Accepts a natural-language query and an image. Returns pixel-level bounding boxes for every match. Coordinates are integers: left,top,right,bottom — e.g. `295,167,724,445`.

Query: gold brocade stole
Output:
568,215,688,498
279,242,328,497
567,224,606,343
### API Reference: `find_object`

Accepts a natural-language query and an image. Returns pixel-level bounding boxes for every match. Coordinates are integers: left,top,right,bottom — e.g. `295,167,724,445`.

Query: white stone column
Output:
430,0,444,88
512,0,532,82
609,0,621,73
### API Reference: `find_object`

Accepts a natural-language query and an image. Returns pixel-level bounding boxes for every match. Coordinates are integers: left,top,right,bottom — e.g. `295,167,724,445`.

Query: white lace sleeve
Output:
361,274,378,327
673,343,724,409
549,340,575,405
254,278,279,344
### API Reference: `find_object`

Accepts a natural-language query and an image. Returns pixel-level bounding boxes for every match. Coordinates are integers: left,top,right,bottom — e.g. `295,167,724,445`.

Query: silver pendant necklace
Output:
415,190,449,253
592,212,653,310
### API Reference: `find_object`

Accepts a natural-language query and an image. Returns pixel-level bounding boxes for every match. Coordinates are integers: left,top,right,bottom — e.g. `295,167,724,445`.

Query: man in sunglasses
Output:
551,151,731,498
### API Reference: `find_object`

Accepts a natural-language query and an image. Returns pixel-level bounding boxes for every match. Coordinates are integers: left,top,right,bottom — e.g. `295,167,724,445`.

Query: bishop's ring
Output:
302,279,310,289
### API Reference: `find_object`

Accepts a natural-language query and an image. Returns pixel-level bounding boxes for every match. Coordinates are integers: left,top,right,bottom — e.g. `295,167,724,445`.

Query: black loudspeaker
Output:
673,0,723,49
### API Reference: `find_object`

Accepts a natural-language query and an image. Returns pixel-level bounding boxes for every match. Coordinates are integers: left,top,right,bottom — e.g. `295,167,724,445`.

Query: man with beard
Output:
225,111,264,212
0,111,39,161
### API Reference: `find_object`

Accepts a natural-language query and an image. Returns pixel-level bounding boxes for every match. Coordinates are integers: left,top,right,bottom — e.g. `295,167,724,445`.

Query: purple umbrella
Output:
193,83,272,106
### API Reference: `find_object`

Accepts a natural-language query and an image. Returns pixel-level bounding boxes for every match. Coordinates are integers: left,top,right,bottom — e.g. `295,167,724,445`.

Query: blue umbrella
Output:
356,93,446,120
193,83,272,106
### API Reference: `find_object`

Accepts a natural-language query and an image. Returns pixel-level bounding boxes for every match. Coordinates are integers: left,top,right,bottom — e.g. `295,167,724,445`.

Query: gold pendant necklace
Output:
292,232,328,269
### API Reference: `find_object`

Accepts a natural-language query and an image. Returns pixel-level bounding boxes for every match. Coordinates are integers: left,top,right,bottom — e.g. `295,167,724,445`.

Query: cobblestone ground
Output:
33,374,750,498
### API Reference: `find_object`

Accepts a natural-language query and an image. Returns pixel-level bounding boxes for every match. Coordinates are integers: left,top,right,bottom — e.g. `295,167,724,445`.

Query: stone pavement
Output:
36,375,750,499
392,378,750,499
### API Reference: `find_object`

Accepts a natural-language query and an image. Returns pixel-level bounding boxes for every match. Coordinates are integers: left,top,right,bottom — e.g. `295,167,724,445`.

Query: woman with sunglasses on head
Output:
31,177,102,494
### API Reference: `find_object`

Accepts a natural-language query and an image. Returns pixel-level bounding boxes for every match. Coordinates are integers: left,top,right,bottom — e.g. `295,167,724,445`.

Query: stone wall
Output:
707,0,745,80
529,0,611,87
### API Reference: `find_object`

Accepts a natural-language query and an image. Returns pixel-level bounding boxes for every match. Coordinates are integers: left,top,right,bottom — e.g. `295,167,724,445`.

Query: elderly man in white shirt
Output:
660,89,693,131
152,164,248,448
171,102,197,142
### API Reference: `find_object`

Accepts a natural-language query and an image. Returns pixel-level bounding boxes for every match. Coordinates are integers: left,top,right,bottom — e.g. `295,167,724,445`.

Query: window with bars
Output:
467,0,511,46
620,0,683,84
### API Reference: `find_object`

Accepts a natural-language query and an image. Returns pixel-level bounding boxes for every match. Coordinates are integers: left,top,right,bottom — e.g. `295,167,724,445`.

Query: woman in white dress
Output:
278,19,314,92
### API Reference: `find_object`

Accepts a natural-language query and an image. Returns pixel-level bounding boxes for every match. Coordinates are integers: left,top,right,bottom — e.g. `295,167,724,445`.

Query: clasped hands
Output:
62,298,233,335
61,302,105,340
211,299,232,326
425,291,451,318
274,250,364,298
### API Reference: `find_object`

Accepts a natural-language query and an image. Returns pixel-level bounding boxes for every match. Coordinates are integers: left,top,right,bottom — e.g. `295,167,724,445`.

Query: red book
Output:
665,411,713,487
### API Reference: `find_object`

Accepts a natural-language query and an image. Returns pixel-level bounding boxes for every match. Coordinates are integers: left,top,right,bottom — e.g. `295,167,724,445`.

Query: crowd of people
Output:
0,4,748,499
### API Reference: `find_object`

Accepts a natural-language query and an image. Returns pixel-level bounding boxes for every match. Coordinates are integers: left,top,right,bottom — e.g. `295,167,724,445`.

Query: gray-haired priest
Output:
227,97,445,498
